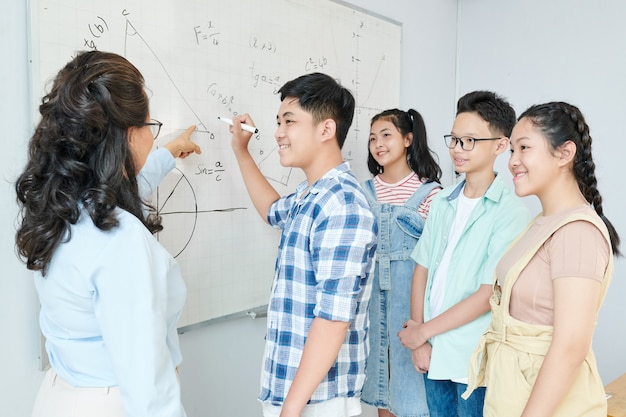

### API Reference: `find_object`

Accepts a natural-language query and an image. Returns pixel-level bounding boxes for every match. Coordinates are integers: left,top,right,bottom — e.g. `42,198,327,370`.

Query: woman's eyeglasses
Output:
138,119,163,140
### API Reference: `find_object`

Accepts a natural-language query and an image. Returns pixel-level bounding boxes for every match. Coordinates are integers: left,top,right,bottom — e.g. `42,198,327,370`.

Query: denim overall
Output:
361,179,439,417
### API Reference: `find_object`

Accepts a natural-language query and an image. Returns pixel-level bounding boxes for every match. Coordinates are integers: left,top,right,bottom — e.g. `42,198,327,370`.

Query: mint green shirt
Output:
411,174,530,380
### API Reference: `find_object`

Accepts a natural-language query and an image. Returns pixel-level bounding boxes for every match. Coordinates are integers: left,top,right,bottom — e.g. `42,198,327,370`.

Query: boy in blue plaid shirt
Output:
229,73,377,417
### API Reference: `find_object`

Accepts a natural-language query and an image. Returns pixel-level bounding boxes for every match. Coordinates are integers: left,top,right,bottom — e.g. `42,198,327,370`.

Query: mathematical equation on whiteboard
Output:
71,4,396,193
35,0,401,326
82,11,329,90
195,162,226,181
75,6,384,188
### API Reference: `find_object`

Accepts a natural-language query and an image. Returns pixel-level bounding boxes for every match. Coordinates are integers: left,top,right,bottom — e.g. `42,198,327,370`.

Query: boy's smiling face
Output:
275,97,322,171
449,111,503,175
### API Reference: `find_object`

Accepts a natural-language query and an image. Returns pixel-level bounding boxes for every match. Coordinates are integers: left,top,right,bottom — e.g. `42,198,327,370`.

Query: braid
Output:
520,102,621,256
561,104,602,212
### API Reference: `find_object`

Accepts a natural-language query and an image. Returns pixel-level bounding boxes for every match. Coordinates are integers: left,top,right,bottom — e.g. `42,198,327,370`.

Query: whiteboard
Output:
29,0,401,328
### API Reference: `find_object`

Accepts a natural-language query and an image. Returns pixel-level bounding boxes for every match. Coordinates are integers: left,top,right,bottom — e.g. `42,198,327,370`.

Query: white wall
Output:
0,1,47,416
456,0,626,384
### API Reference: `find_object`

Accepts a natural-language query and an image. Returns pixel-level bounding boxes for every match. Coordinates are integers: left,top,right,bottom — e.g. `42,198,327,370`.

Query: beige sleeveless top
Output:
463,206,614,417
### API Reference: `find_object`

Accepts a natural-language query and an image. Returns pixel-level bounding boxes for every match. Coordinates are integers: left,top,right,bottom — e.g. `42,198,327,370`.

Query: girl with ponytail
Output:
464,102,620,416
361,109,441,417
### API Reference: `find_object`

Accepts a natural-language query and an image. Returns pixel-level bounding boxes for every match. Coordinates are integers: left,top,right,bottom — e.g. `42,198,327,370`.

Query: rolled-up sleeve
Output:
311,201,377,322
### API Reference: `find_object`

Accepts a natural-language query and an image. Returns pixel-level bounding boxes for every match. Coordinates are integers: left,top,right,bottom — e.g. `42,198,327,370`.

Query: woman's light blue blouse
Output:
34,149,187,416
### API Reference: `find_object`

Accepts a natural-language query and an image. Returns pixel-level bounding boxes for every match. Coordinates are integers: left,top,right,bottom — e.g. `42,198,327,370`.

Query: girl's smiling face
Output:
369,119,411,171
508,117,563,198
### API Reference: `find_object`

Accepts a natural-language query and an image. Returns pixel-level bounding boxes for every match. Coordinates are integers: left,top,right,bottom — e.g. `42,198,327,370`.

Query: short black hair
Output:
456,90,516,137
278,72,355,148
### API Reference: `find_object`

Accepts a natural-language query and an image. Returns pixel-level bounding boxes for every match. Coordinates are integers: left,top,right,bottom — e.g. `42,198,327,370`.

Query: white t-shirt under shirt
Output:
429,187,479,384
429,186,480,318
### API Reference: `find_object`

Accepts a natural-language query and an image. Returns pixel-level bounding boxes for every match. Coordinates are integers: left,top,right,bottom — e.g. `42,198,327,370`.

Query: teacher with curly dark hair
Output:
15,50,199,417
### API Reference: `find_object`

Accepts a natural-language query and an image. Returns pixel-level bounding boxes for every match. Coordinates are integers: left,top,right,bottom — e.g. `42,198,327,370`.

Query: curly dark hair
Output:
15,50,162,274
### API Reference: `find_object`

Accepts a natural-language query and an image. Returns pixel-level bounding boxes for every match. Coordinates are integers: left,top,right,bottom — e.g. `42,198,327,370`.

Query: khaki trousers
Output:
32,369,126,417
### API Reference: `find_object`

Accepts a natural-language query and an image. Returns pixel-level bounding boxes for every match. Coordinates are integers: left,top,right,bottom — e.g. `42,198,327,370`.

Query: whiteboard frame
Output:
332,0,402,27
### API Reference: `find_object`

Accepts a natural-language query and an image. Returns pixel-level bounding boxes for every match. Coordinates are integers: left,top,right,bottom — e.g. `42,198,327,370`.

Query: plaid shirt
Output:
259,162,378,405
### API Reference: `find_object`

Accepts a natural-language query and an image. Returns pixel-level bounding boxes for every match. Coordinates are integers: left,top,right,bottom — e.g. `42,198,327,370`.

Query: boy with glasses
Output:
398,90,530,417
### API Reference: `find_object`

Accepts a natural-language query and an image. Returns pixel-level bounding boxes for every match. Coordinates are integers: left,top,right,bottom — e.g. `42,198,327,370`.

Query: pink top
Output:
496,204,610,326
373,172,440,220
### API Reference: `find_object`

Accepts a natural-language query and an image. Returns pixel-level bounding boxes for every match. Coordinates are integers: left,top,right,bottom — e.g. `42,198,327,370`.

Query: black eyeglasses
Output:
443,134,502,151
138,119,163,140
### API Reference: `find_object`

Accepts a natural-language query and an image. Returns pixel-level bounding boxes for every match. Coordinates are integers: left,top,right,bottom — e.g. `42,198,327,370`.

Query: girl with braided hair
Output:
361,109,441,417
16,50,199,417
464,101,620,416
